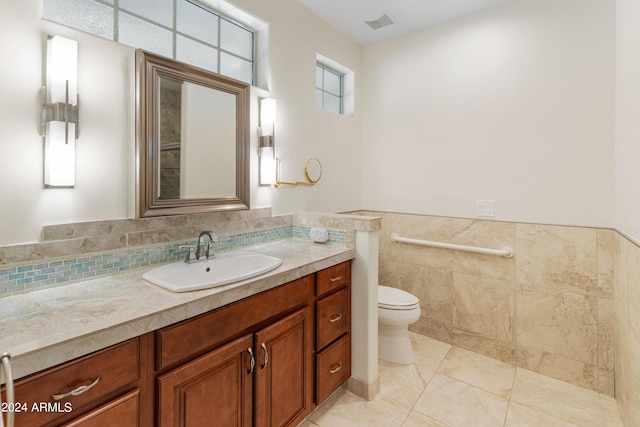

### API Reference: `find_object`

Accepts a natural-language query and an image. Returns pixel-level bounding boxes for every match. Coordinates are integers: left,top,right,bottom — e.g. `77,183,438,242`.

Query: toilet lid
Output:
378,285,419,309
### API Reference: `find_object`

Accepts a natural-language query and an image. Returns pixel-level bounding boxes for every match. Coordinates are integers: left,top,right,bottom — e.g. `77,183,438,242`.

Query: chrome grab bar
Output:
0,352,14,427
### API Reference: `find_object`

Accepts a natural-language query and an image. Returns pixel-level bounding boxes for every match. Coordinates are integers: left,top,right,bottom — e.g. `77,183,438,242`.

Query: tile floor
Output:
303,332,624,427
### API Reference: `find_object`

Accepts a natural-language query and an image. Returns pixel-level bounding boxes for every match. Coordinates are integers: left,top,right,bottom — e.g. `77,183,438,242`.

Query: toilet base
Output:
378,323,415,364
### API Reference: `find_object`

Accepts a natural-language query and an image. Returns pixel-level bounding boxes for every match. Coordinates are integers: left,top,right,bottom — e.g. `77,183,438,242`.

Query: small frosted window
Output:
315,63,343,114
119,0,173,28
323,69,341,96
177,36,218,73
42,0,256,84
43,0,114,40
221,19,253,61
220,52,253,84
323,93,341,114
177,0,219,46
118,13,173,58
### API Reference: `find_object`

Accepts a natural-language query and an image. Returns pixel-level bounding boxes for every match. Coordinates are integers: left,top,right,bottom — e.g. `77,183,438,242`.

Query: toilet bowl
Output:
378,285,421,364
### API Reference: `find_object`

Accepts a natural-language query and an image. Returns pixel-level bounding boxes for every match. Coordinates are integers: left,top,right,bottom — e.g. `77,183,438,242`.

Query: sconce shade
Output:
44,121,75,187
259,146,276,185
46,36,78,105
260,98,276,139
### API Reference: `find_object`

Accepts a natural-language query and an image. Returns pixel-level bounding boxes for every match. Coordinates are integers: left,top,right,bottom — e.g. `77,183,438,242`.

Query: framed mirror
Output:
136,49,250,217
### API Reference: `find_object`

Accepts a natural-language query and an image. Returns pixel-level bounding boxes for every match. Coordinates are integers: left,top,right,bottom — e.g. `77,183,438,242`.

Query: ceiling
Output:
299,0,516,45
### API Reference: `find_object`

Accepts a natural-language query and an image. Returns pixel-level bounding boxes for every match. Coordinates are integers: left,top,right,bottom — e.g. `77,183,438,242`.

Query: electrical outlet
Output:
476,200,495,217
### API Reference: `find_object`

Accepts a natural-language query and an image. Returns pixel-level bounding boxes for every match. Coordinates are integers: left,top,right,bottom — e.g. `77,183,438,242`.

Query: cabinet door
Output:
157,334,253,427
254,306,313,427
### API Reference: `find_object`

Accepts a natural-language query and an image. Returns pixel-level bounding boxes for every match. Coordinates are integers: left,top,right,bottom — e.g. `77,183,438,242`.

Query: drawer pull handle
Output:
51,376,101,401
247,347,255,374
329,276,342,282
329,363,342,374
260,343,269,368
329,313,343,323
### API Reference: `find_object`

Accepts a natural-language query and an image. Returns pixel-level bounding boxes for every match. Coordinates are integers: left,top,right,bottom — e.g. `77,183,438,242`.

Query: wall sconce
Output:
41,35,79,187
258,98,276,185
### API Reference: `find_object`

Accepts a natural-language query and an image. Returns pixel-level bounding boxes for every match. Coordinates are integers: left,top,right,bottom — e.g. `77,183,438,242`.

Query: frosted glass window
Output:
315,64,343,114
119,0,174,28
42,0,256,84
323,93,341,115
177,36,218,73
177,0,219,46
118,13,173,58
220,52,253,84
43,0,114,40
220,19,253,60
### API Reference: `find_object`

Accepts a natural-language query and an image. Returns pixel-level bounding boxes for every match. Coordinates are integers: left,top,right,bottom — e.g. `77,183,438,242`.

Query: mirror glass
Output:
305,158,323,183
137,49,250,217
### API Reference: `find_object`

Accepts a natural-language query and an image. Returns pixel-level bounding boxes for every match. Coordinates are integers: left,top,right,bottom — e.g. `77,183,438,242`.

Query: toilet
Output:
378,285,421,364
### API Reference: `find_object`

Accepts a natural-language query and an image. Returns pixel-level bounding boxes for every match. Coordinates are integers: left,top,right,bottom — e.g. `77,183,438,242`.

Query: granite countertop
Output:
0,240,355,381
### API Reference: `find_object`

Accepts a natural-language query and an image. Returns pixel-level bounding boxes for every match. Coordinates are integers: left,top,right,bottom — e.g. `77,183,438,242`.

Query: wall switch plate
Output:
476,200,495,217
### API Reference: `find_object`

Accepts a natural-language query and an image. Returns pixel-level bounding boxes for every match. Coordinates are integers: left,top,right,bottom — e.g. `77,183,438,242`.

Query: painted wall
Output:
361,0,615,228
0,1,132,246
614,0,640,243
0,0,363,246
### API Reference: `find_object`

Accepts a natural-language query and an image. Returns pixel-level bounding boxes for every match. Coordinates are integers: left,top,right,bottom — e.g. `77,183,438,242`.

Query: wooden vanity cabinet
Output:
4,261,352,427
156,275,315,427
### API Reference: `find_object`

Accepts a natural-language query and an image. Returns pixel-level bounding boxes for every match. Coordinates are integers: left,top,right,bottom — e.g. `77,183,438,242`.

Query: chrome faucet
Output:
196,231,219,260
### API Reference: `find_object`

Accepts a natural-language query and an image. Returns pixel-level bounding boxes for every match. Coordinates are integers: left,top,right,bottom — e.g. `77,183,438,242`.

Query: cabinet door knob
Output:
260,343,269,368
329,313,343,323
329,276,342,282
51,376,101,401
247,347,255,374
329,363,342,374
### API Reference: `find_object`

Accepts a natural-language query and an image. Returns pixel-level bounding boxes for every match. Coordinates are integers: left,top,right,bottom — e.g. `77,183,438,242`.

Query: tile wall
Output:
357,211,615,397
0,208,351,298
614,233,640,427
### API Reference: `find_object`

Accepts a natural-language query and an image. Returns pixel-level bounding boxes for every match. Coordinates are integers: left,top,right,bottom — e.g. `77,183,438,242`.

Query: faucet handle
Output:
178,245,198,263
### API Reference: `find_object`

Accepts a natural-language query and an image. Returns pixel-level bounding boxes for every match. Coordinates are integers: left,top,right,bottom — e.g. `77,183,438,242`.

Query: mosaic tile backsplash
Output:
0,208,353,298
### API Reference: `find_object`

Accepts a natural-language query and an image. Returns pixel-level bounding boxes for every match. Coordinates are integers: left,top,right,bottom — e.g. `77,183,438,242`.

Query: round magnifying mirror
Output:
304,158,323,184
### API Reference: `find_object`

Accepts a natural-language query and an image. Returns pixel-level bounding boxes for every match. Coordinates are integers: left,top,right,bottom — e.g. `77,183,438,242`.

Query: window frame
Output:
316,62,344,115
43,0,257,85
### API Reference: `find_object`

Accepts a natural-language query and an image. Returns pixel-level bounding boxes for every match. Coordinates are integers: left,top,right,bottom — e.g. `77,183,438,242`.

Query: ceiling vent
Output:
364,12,395,30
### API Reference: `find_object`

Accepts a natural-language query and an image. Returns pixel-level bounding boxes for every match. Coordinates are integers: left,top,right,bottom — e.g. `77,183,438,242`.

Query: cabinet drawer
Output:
157,275,314,370
316,261,351,296
11,338,140,427
63,390,139,427
316,286,350,349
316,334,351,403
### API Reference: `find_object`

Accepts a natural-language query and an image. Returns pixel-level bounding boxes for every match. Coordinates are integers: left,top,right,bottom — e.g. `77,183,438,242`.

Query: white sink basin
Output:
143,251,283,292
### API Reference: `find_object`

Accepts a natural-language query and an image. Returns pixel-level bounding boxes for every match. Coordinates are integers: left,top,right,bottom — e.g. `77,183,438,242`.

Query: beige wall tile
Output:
373,211,618,400
597,298,614,372
452,219,516,282
516,224,602,297
597,229,615,297
516,345,598,392
402,264,452,343
517,286,598,365
452,329,516,365
453,272,514,343
400,214,452,270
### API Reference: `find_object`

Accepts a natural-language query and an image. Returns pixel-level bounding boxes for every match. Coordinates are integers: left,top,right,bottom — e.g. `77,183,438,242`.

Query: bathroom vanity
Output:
0,242,353,427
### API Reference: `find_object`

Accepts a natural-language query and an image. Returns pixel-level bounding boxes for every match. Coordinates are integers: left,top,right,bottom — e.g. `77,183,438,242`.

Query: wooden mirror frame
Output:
135,49,250,218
